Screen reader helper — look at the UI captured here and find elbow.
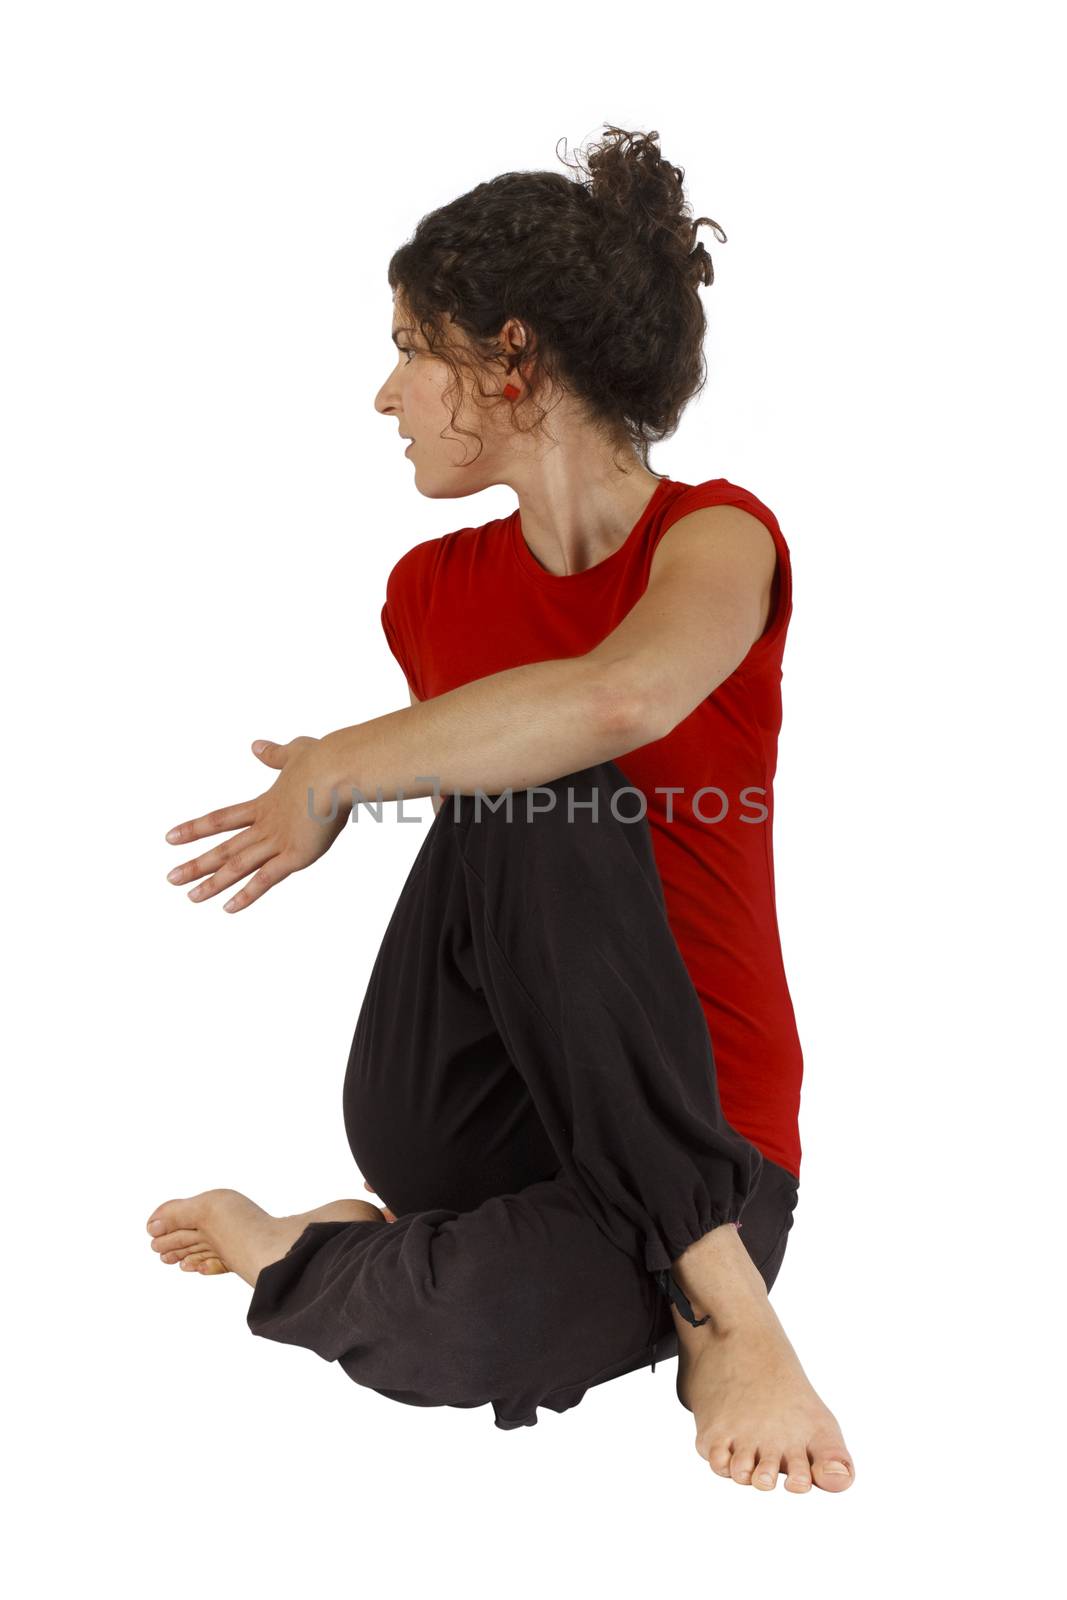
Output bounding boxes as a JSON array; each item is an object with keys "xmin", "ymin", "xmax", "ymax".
[{"xmin": 587, "ymin": 665, "xmax": 671, "ymax": 750}]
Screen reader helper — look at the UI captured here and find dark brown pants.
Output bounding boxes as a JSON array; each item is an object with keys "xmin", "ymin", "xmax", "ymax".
[{"xmin": 246, "ymin": 761, "xmax": 800, "ymax": 1428}]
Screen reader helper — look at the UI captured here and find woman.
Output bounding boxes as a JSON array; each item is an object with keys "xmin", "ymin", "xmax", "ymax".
[{"xmin": 147, "ymin": 126, "xmax": 855, "ymax": 1493}]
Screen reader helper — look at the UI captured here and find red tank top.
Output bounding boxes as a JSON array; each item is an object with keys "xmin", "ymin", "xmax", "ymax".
[{"xmin": 381, "ymin": 475, "xmax": 804, "ymax": 1180}]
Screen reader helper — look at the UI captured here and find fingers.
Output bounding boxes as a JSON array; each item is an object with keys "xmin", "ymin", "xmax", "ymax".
[
  {"xmin": 166, "ymin": 833, "xmax": 258, "ymax": 888},
  {"xmin": 165, "ymin": 800, "xmax": 260, "ymax": 847},
  {"xmin": 216, "ymin": 860, "xmax": 291, "ymax": 914},
  {"xmin": 169, "ymin": 837, "xmax": 276, "ymax": 902},
  {"xmin": 252, "ymin": 735, "xmax": 317, "ymax": 766}
]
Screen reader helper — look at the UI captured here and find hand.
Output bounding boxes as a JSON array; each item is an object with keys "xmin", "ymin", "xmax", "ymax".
[{"xmin": 164, "ymin": 735, "xmax": 349, "ymax": 913}]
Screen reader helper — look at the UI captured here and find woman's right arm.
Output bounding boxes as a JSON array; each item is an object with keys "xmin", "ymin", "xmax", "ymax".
[{"xmin": 408, "ymin": 683, "xmax": 444, "ymax": 817}]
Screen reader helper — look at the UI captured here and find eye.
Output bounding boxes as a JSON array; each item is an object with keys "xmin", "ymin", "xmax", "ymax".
[{"xmin": 397, "ymin": 346, "xmax": 415, "ymax": 364}]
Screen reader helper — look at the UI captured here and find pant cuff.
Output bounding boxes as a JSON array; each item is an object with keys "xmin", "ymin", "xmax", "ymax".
[{"xmin": 653, "ymin": 1267, "xmax": 711, "ymax": 1327}]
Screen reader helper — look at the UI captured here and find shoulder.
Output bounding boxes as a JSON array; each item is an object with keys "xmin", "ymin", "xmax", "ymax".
[
  {"xmin": 651, "ymin": 477, "xmax": 793, "ymax": 657},
  {"xmin": 386, "ymin": 514, "xmax": 509, "ymax": 597},
  {"xmin": 653, "ymin": 478, "xmax": 784, "ymax": 580},
  {"xmin": 655, "ymin": 477, "xmax": 789, "ymax": 586},
  {"xmin": 657, "ymin": 476, "xmax": 786, "ymax": 550},
  {"xmin": 384, "ymin": 532, "xmax": 442, "ymax": 599}
]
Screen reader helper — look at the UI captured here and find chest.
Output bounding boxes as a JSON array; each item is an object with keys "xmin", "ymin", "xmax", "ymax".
[{"xmin": 419, "ymin": 574, "xmax": 648, "ymax": 700}]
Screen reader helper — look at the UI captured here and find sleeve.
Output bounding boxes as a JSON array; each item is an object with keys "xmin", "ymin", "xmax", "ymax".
[
  {"xmin": 455, "ymin": 763, "xmax": 764, "ymax": 1285},
  {"xmin": 380, "ymin": 544, "xmax": 428, "ymax": 699},
  {"xmin": 657, "ymin": 477, "xmax": 793, "ymax": 664}
]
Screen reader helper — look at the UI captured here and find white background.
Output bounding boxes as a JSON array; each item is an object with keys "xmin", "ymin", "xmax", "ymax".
[{"xmin": 3, "ymin": 1, "xmax": 1062, "ymax": 1594}]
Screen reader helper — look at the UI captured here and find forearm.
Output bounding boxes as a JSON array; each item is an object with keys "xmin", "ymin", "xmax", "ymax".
[{"xmin": 318, "ymin": 656, "xmax": 651, "ymax": 805}]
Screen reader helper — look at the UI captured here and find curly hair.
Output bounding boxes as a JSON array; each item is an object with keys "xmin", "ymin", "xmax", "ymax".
[{"xmin": 386, "ymin": 125, "xmax": 726, "ymax": 472}]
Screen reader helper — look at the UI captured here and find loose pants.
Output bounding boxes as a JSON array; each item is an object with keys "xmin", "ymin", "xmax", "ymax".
[{"xmin": 246, "ymin": 760, "xmax": 801, "ymax": 1428}]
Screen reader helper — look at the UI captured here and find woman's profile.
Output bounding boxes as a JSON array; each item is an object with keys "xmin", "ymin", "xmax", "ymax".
[{"xmin": 147, "ymin": 124, "xmax": 855, "ymax": 1494}]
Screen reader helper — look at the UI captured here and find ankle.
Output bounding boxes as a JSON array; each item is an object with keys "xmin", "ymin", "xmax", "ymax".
[{"xmin": 669, "ymin": 1222, "xmax": 775, "ymax": 1332}]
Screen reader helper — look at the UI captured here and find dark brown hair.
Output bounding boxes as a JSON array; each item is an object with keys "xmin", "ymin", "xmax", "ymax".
[{"xmin": 386, "ymin": 125, "xmax": 726, "ymax": 472}]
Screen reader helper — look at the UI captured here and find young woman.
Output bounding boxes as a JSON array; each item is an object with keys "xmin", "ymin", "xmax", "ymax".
[{"xmin": 147, "ymin": 126, "xmax": 855, "ymax": 1493}]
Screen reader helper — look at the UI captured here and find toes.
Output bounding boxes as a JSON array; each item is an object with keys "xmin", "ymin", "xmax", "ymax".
[
  {"xmin": 752, "ymin": 1452, "xmax": 781, "ymax": 1491},
  {"xmin": 180, "ymin": 1250, "xmax": 225, "ymax": 1272},
  {"xmin": 699, "ymin": 1438, "xmax": 734, "ymax": 1478},
  {"xmin": 160, "ymin": 1244, "xmax": 211, "ymax": 1264},
  {"xmin": 146, "ymin": 1201, "xmax": 195, "ymax": 1236},
  {"xmin": 146, "ymin": 1206, "xmax": 179, "ymax": 1236},
  {"xmin": 784, "ymin": 1448, "xmax": 812, "ymax": 1492},
  {"xmin": 146, "ymin": 1194, "xmax": 230, "ymax": 1275},
  {"xmin": 146, "ymin": 1193, "xmax": 228, "ymax": 1238},
  {"xmin": 154, "ymin": 1234, "xmax": 221, "ymax": 1267},
  {"xmin": 729, "ymin": 1448, "xmax": 757, "ymax": 1486},
  {"xmin": 151, "ymin": 1229, "xmax": 205, "ymax": 1254},
  {"xmin": 812, "ymin": 1454, "xmax": 855, "ymax": 1491}
]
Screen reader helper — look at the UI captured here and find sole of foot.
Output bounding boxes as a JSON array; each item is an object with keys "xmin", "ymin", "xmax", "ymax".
[{"xmin": 146, "ymin": 1188, "xmax": 379, "ymax": 1286}]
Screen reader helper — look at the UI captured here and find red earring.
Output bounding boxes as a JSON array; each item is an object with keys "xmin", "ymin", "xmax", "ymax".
[{"xmin": 502, "ymin": 383, "xmax": 521, "ymax": 400}]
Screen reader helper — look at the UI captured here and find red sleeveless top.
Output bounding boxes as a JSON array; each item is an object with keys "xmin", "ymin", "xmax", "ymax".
[{"xmin": 381, "ymin": 475, "xmax": 804, "ymax": 1180}]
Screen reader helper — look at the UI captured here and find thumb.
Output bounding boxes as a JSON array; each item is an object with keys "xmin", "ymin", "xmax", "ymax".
[{"xmin": 251, "ymin": 739, "xmax": 287, "ymax": 768}]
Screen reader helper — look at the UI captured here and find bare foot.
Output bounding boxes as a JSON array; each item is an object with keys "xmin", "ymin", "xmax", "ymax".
[
  {"xmin": 675, "ymin": 1299, "xmax": 856, "ymax": 1494},
  {"xmin": 145, "ymin": 1189, "xmax": 384, "ymax": 1287}
]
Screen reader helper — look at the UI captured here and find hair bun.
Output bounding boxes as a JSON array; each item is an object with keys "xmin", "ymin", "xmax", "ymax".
[{"xmin": 560, "ymin": 124, "xmax": 726, "ymax": 286}]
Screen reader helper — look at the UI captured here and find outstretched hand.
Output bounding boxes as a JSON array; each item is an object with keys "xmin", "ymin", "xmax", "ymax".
[{"xmin": 164, "ymin": 736, "xmax": 348, "ymax": 913}]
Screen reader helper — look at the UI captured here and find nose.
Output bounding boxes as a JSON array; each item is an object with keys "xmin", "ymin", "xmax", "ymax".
[{"xmin": 373, "ymin": 370, "xmax": 400, "ymax": 418}]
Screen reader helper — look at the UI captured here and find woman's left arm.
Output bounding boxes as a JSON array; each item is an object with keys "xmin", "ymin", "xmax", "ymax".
[{"xmin": 164, "ymin": 506, "xmax": 776, "ymax": 913}]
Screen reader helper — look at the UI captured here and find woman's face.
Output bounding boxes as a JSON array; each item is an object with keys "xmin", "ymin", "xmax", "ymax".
[{"xmin": 373, "ymin": 301, "xmax": 511, "ymax": 496}]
